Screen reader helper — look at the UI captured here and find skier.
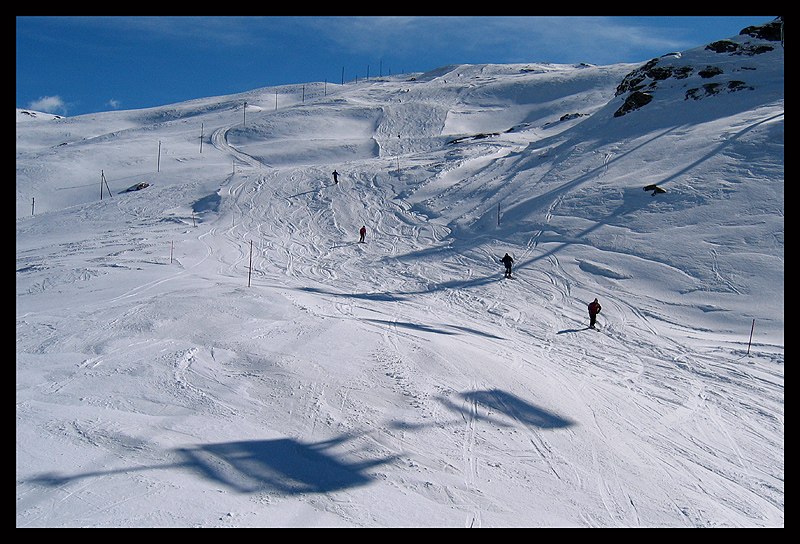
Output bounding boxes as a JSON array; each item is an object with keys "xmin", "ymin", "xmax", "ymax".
[
  {"xmin": 500, "ymin": 253, "xmax": 514, "ymax": 278},
  {"xmin": 332, "ymin": 170, "xmax": 339, "ymax": 184},
  {"xmin": 588, "ymin": 298, "xmax": 602, "ymax": 329},
  {"xmin": 359, "ymin": 225, "xmax": 367, "ymax": 243}
]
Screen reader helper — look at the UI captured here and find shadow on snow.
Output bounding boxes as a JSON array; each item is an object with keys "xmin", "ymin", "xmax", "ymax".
[{"xmin": 25, "ymin": 435, "xmax": 397, "ymax": 496}]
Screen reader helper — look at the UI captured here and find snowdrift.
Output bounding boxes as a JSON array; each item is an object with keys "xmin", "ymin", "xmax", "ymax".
[{"xmin": 17, "ymin": 22, "xmax": 783, "ymax": 527}]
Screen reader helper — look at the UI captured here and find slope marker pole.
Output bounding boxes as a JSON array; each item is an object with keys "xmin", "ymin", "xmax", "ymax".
[
  {"xmin": 100, "ymin": 170, "xmax": 113, "ymax": 200},
  {"xmin": 248, "ymin": 240, "xmax": 253, "ymax": 287},
  {"xmin": 746, "ymin": 319, "xmax": 756, "ymax": 356}
]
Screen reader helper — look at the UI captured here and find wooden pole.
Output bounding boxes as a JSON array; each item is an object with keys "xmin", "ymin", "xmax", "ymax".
[
  {"xmin": 498, "ymin": 203, "xmax": 501, "ymax": 226},
  {"xmin": 103, "ymin": 171, "xmax": 113, "ymax": 198},
  {"xmin": 248, "ymin": 240, "xmax": 253, "ymax": 287},
  {"xmin": 170, "ymin": 241, "xmax": 174, "ymax": 264},
  {"xmin": 100, "ymin": 170, "xmax": 112, "ymax": 200},
  {"xmin": 31, "ymin": 197, "xmax": 35, "ymax": 216},
  {"xmin": 243, "ymin": 101, "xmax": 247, "ymax": 125},
  {"xmin": 747, "ymin": 319, "xmax": 756, "ymax": 355},
  {"xmin": 157, "ymin": 141, "xmax": 161, "ymax": 172},
  {"xmin": 200, "ymin": 123, "xmax": 204, "ymax": 153}
]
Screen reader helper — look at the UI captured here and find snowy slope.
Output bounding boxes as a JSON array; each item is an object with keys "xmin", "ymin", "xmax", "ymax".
[{"xmin": 17, "ymin": 24, "xmax": 783, "ymax": 527}]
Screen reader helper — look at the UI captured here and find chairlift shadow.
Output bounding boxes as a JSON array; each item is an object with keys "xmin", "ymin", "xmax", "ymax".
[
  {"xmin": 435, "ymin": 388, "xmax": 575, "ymax": 430},
  {"xmin": 459, "ymin": 389, "xmax": 575, "ymax": 429},
  {"xmin": 178, "ymin": 437, "xmax": 397, "ymax": 494},
  {"xmin": 25, "ymin": 435, "xmax": 397, "ymax": 496}
]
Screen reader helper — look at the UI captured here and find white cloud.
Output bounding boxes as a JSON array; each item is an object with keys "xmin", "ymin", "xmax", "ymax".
[
  {"xmin": 28, "ymin": 95, "xmax": 68, "ymax": 115},
  {"xmin": 108, "ymin": 99, "xmax": 122, "ymax": 110},
  {"xmin": 296, "ymin": 16, "xmax": 697, "ymax": 65}
]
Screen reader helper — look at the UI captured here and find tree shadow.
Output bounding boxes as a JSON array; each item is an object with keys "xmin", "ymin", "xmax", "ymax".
[{"xmin": 25, "ymin": 435, "xmax": 397, "ymax": 496}]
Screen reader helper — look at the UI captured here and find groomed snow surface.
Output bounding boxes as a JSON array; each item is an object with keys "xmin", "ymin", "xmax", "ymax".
[{"xmin": 17, "ymin": 36, "xmax": 782, "ymax": 527}]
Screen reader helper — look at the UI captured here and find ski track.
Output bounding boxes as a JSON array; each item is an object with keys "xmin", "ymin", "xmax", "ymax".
[
  {"xmin": 198, "ymin": 125, "xmax": 781, "ymax": 527},
  {"xmin": 17, "ymin": 55, "xmax": 783, "ymax": 527}
]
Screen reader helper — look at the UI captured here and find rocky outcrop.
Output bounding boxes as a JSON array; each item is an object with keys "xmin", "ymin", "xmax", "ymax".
[
  {"xmin": 685, "ymin": 80, "xmax": 754, "ymax": 101},
  {"xmin": 614, "ymin": 91, "xmax": 653, "ymax": 117},
  {"xmin": 740, "ymin": 17, "xmax": 783, "ymax": 42},
  {"xmin": 705, "ymin": 39, "xmax": 775, "ymax": 56},
  {"xmin": 612, "ymin": 18, "xmax": 781, "ymax": 117}
]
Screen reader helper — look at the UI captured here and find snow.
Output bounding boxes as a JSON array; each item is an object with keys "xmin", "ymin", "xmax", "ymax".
[{"xmin": 17, "ymin": 31, "xmax": 783, "ymax": 527}]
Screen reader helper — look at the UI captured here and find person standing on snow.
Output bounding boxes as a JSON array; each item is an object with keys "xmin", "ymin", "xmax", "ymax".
[
  {"xmin": 332, "ymin": 170, "xmax": 339, "ymax": 184},
  {"xmin": 359, "ymin": 225, "xmax": 367, "ymax": 243},
  {"xmin": 588, "ymin": 298, "xmax": 602, "ymax": 329},
  {"xmin": 500, "ymin": 253, "xmax": 514, "ymax": 278}
]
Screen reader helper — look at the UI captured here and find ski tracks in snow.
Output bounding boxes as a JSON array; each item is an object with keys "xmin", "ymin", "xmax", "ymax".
[
  {"xmin": 175, "ymin": 111, "xmax": 782, "ymax": 527},
  {"xmin": 460, "ymin": 384, "xmax": 482, "ymax": 528}
]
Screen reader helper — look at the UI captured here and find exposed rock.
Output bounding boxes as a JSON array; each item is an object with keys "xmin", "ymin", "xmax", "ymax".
[
  {"xmin": 705, "ymin": 39, "xmax": 740, "ymax": 53},
  {"xmin": 706, "ymin": 39, "xmax": 774, "ymax": 56},
  {"xmin": 614, "ymin": 91, "xmax": 653, "ymax": 117},
  {"xmin": 685, "ymin": 80, "xmax": 754, "ymax": 100},
  {"xmin": 643, "ymin": 184, "xmax": 666, "ymax": 195},
  {"xmin": 615, "ymin": 58, "xmax": 660, "ymax": 96},
  {"xmin": 698, "ymin": 66, "xmax": 723, "ymax": 78},
  {"xmin": 612, "ymin": 18, "xmax": 779, "ymax": 117},
  {"xmin": 740, "ymin": 17, "xmax": 783, "ymax": 42}
]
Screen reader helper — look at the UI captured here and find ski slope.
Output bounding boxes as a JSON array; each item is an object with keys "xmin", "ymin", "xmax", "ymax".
[{"xmin": 17, "ymin": 26, "xmax": 783, "ymax": 527}]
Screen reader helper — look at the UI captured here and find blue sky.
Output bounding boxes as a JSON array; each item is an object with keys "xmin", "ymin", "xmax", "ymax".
[{"xmin": 17, "ymin": 16, "xmax": 776, "ymax": 117}]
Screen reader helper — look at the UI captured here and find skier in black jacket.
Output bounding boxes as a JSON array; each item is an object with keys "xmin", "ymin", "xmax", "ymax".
[{"xmin": 500, "ymin": 253, "xmax": 514, "ymax": 278}]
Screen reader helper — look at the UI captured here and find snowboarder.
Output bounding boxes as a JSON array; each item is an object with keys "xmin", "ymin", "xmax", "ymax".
[
  {"xmin": 359, "ymin": 225, "xmax": 367, "ymax": 243},
  {"xmin": 588, "ymin": 298, "xmax": 602, "ymax": 329},
  {"xmin": 332, "ymin": 170, "xmax": 339, "ymax": 184},
  {"xmin": 500, "ymin": 253, "xmax": 514, "ymax": 278}
]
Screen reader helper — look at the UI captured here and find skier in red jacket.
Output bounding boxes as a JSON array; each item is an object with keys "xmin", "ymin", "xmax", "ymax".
[
  {"xmin": 359, "ymin": 225, "xmax": 367, "ymax": 243},
  {"xmin": 588, "ymin": 298, "xmax": 601, "ymax": 329}
]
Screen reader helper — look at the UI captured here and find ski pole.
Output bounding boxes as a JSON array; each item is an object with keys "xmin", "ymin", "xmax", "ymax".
[{"xmin": 746, "ymin": 318, "xmax": 755, "ymax": 355}]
